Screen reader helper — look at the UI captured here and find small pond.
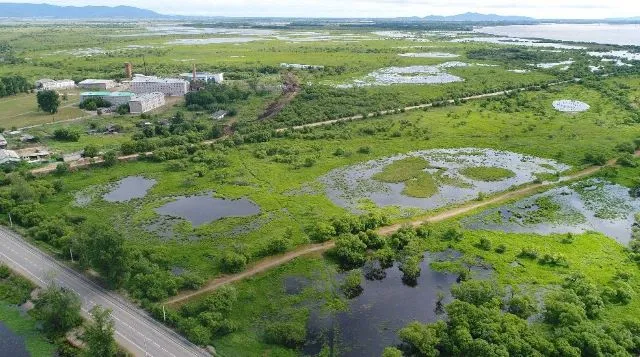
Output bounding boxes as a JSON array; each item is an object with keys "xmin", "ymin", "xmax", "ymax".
[
  {"xmin": 155, "ymin": 194, "xmax": 260, "ymax": 227},
  {"xmin": 103, "ymin": 176, "xmax": 156, "ymax": 203},
  {"xmin": 336, "ymin": 63, "xmax": 466, "ymax": 88},
  {"xmin": 0, "ymin": 322, "xmax": 30, "ymax": 357},
  {"xmin": 321, "ymin": 148, "xmax": 569, "ymax": 213},
  {"xmin": 303, "ymin": 250, "xmax": 491, "ymax": 356},
  {"xmin": 464, "ymin": 179, "xmax": 640, "ymax": 245}
]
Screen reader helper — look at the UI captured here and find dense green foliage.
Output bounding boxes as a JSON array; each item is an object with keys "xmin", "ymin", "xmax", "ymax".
[
  {"xmin": 0, "ymin": 75, "xmax": 30, "ymax": 98},
  {"xmin": 36, "ymin": 90, "xmax": 60, "ymax": 114},
  {"xmin": 33, "ymin": 284, "xmax": 83, "ymax": 338}
]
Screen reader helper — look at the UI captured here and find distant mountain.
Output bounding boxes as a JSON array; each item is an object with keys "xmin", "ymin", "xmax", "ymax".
[
  {"xmin": 420, "ymin": 12, "xmax": 535, "ymax": 22},
  {"xmin": 0, "ymin": 3, "xmax": 163, "ymax": 18}
]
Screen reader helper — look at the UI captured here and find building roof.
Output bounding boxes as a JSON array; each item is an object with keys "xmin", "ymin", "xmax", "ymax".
[
  {"xmin": 81, "ymin": 91, "xmax": 135, "ymax": 97},
  {"xmin": 0, "ymin": 134, "xmax": 6, "ymax": 143},
  {"xmin": 79, "ymin": 79, "xmax": 115, "ymax": 84},
  {"xmin": 132, "ymin": 75, "xmax": 187, "ymax": 84}
]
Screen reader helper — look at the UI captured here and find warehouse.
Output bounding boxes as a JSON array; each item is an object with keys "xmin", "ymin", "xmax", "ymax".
[
  {"xmin": 129, "ymin": 92, "xmax": 166, "ymax": 114},
  {"xmin": 78, "ymin": 79, "xmax": 117, "ymax": 90},
  {"xmin": 130, "ymin": 75, "xmax": 189, "ymax": 96},
  {"xmin": 35, "ymin": 79, "xmax": 76, "ymax": 91},
  {"xmin": 80, "ymin": 91, "xmax": 136, "ymax": 107},
  {"xmin": 180, "ymin": 72, "xmax": 224, "ymax": 83}
]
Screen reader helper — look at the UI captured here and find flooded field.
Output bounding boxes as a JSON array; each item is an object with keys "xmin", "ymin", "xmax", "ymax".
[
  {"xmin": 452, "ymin": 36, "xmax": 585, "ymax": 50},
  {"xmin": 155, "ymin": 193, "xmax": 260, "ymax": 227},
  {"xmin": 398, "ymin": 52, "xmax": 459, "ymax": 58},
  {"xmin": 464, "ymin": 179, "xmax": 640, "ymax": 245},
  {"xmin": 103, "ymin": 176, "xmax": 157, "ymax": 203},
  {"xmin": 532, "ymin": 60, "xmax": 574, "ymax": 69},
  {"xmin": 303, "ymin": 250, "xmax": 491, "ymax": 356},
  {"xmin": 0, "ymin": 323, "xmax": 29, "ymax": 357},
  {"xmin": 337, "ymin": 63, "xmax": 466, "ymax": 88},
  {"xmin": 322, "ymin": 148, "xmax": 569, "ymax": 212},
  {"xmin": 553, "ymin": 100, "xmax": 590, "ymax": 112},
  {"xmin": 166, "ymin": 37, "xmax": 261, "ymax": 45}
]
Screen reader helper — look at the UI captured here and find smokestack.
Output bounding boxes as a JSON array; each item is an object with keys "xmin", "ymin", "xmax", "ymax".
[
  {"xmin": 124, "ymin": 62, "xmax": 132, "ymax": 79},
  {"xmin": 192, "ymin": 63, "xmax": 196, "ymax": 82}
]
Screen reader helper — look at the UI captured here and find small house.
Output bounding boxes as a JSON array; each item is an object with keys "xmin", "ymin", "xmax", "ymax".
[
  {"xmin": 0, "ymin": 134, "xmax": 7, "ymax": 149},
  {"xmin": 212, "ymin": 110, "xmax": 228, "ymax": 120},
  {"xmin": 16, "ymin": 147, "xmax": 51, "ymax": 163},
  {"xmin": 0, "ymin": 149, "xmax": 20, "ymax": 166}
]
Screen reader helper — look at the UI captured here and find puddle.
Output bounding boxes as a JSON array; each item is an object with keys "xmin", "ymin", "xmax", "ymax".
[
  {"xmin": 452, "ymin": 37, "xmax": 585, "ymax": 50},
  {"xmin": 322, "ymin": 148, "xmax": 569, "ymax": 212},
  {"xmin": 464, "ymin": 179, "xmax": 640, "ymax": 245},
  {"xmin": 398, "ymin": 52, "xmax": 459, "ymax": 58},
  {"xmin": 167, "ymin": 37, "xmax": 262, "ymax": 45},
  {"xmin": 337, "ymin": 63, "xmax": 465, "ymax": 88},
  {"xmin": 283, "ymin": 276, "xmax": 310, "ymax": 295},
  {"xmin": 552, "ymin": 100, "xmax": 590, "ymax": 112},
  {"xmin": 103, "ymin": 176, "xmax": 156, "ymax": 203},
  {"xmin": 0, "ymin": 322, "xmax": 29, "ymax": 357},
  {"xmin": 155, "ymin": 193, "xmax": 260, "ymax": 227},
  {"xmin": 532, "ymin": 60, "xmax": 574, "ymax": 69},
  {"xmin": 588, "ymin": 50, "xmax": 640, "ymax": 61},
  {"xmin": 303, "ymin": 250, "xmax": 491, "ymax": 356}
]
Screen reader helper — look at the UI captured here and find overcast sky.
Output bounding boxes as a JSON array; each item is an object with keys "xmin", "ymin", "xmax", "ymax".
[{"xmin": 5, "ymin": 0, "xmax": 640, "ymax": 19}]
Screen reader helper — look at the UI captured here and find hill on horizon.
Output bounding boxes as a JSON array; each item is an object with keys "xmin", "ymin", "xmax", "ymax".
[{"xmin": 0, "ymin": 3, "xmax": 162, "ymax": 18}]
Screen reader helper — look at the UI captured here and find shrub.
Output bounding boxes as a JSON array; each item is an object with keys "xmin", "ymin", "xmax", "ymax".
[
  {"xmin": 539, "ymin": 253, "xmax": 569, "ymax": 267},
  {"xmin": 53, "ymin": 128, "xmax": 80, "ymax": 142},
  {"xmin": 357, "ymin": 146, "xmax": 371, "ymax": 154},
  {"xmin": 583, "ymin": 152, "xmax": 607, "ymax": 166},
  {"xmin": 615, "ymin": 142, "xmax": 636, "ymax": 154},
  {"xmin": 341, "ymin": 269, "xmax": 363, "ymax": 298},
  {"xmin": 83, "ymin": 144, "xmax": 99, "ymax": 158},
  {"xmin": 617, "ymin": 153, "xmax": 637, "ymax": 167},
  {"xmin": 507, "ymin": 294, "xmax": 538, "ymax": 319},
  {"xmin": 561, "ymin": 233, "xmax": 575, "ymax": 244},
  {"xmin": 518, "ymin": 247, "xmax": 539, "ymax": 259},
  {"xmin": 476, "ymin": 237, "xmax": 492, "ymax": 251},
  {"xmin": 220, "ymin": 252, "xmax": 247, "ymax": 273},
  {"xmin": 102, "ymin": 151, "xmax": 117, "ymax": 167},
  {"xmin": 494, "ymin": 244, "xmax": 507, "ymax": 253},
  {"xmin": 334, "ymin": 233, "xmax": 367, "ymax": 268},
  {"xmin": 400, "ymin": 256, "xmax": 422, "ymax": 286},
  {"xmin": 264, "ymin": 321, "xmax": 306, "ymax": 348}
]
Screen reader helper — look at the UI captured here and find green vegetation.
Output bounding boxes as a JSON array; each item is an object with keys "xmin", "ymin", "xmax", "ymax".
[
  {"xmin": 373, "ymin": 157, "xmax": 430, "ymax": 183},
  {"xmin": 460, "ymin": 166, "xmax": 516, "ymax": 181},
  {"xmin": 36, "ymin": 90, "xmax": 60, "ymax": 114}
]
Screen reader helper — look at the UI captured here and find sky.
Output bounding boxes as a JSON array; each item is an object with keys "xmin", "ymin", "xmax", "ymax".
[{"xmin": 4, "ymin": 0, "xmax": 640, "ymax": 19}]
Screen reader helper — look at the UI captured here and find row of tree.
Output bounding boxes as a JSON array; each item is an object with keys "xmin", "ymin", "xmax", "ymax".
[{"xmin": 0, "ymin": 75, "xmax": 31, "ymax": 98}]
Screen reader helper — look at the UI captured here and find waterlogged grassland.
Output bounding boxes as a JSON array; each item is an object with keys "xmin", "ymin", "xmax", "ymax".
[
  {"xmin": 460, "ymin": 166, "xmax": 516, "ymax": 181},
  {"xmin": 373, "ymin": 156, "xmax": 430, "ymax": 183}
]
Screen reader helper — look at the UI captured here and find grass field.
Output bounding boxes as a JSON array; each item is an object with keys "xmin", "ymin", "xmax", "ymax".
[{"xmin": 0, "ymin": 90, "xmax": 89, "ymax": 129}]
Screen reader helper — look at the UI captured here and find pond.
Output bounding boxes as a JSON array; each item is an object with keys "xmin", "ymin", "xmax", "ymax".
[
  {"xmin": 155, "ymin": 193, "xmax": 260, "ymax": 227},
  {"xmin": 103, "ymin": 176, "xmax": 156, "ymax": 203},
  {"xmin": 303, "ymin": 250, "xmax": 492, "ymax": 356},
  {"xmin": 336, "ymin": 63, "xmax": 466, "ymax": 88},
  {"xmin": 322, "ymin": 148, "xmax": 569, "ymax": 213},
  {"xmin": 0, "ymin": 322, "xmax": 29, "ymax": 357},
  {"xmin": 552, "ymin": 100, "xmax": 590, "ymax": 113},
  {"xmin": 464, "ymin": 179, "xmax": 640, "ymax": 245}
]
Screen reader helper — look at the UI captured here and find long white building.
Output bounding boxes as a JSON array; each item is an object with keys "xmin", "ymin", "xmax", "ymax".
[
  {"xmin": 78, "ymin": 79, "xmax": 116, "ymax": 90},
  {"xmin": 180, "ymin": 72, "xmax": 224, "ymax": 84},
  {"xmin": 129, "ymin": 92, "xmax": 165, "ymax": 114},
  {"xmin": 80, "ymin": 91, "xmax": 136, "ymax": 107},
  {"xmin": 130, "ymin": 75, "xmax": 189, "ymax": 96},
  {"xmin": 35, "ymin": 79, "xmax": 76, "ymax": 91}
]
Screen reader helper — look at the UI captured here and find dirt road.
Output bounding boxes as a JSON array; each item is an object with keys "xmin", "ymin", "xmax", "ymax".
[{"xmin": 164, "ymin": 157, "xmax": 613, "ymax": 306}]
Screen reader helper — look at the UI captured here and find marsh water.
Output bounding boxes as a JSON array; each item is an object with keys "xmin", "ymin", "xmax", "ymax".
[
  {"xmin": 0, "ymin": 322, "xmax": 29, "ymax": 357},
  {"xmin": 478, "ymin": 24, "xmax": 640, "ymax": 46},
  {"xmin": 155, "ymin": 194, "xmax": 260, "ymax": 227},
  {"xmin": 303, "ymin": 250, "xmax": 491, "ymax": 357},
  {"xmin": 322, "ymin": 148, "xmax": 569, "ymax": 212},
  {"xmin": 103, "ymin": 176, "xmax": 156, "ymax": 203},
  {"xmin": 465, "ymin": 179, "xmax": 640, "ymax": 245}
]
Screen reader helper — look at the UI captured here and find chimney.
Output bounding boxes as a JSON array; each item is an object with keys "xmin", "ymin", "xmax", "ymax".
[
  {"xmin": 124, "ymin": 62, "xmax": 132, "ymax": 79},
  {"xmin": 192, "ymin": 63, "xmax": 196, "ymax": 82}
]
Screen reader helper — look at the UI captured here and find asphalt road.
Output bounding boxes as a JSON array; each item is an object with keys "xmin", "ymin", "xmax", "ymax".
[{"xmin": 0, "ymin": 226, "xmax": 209, "ymax": 357}]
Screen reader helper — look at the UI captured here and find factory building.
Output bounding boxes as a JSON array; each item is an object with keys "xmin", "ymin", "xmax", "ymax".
[
  {"xmin": 180, "ymin": 72, "xmax": 224, "ymax": 84},
  {"xmin": 130, "ymin": 75, "xmax": 189, "ymax": 96},
  {"xmin": 35, "ymin": 79, "xmax": 76, "ymax": 91},
  {"xmin": 80, "ymin": 91, "xmax": 136, "ymax": 107},
  {"xmin": 78, "ymin": 79, "xmax": 117, "ymax": 90},
  {"xmin": 129, "ymin": 92, "xmax": 166, "ymax": 114}
]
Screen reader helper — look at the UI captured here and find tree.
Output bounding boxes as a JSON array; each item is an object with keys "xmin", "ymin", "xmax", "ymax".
[
  {"xmin": 341, "ymin": 269, "xmax": 363, "ymax": 298},
  {"xmin": 37, "ymin": 90, "xmax": 60, "ymax": 114},
  {"xmin": 102, "ymin": 151, "xmax": 117, "ymax": 167},
  {"xmin": 76, "ymin": 222, "xmax": 128, "ymax": 288},
  {"xmin": 451, "ymin": 280, "xmax": 503, "ymax": 308},
  {"xmin": 33, "ymin": 284, "xmax": 82, "ymax": 337},
  {"xmin": 84, "ymin": 306, "xmax": 117, "ymax": 357},
  {"xmin": 220, "ymin": 252, "xmax": 247, "ymax": 273}
]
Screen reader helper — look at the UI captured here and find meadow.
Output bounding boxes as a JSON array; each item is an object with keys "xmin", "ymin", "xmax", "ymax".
[{"xmin": 1, "ymin": 21, "xmax": 640, "ymax": 356}]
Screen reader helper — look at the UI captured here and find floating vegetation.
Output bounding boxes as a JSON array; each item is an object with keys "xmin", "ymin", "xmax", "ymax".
[
  {"xmin": 336, "ymin": 63, "xmax": 466, "ymax": 88},
  {"xmin": 465, "ymin": 179, "xmax": 640, "ymax": 245},
  {"xmin": 322, "ymin": 148, "xmax": 569, "ymax": 212},
  {"xmin": 459, "ymin": 166, "xmax": 516, "ymax": 182}
]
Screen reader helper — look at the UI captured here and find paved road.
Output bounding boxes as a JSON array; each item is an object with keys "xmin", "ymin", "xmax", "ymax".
[{"xmin": 0, "ymin": 226, "xmax": 209, "ymax": 357}]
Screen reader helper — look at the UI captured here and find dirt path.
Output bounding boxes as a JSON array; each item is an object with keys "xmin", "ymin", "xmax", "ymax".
[
  {"xmin": 164, "ymin": 241, "xmax": 334, "ymax": 306},
  {"xmin": 164, "ymin": 157, "xmax": 615, "ymax": 306},
  {"xmin": 258, "ymin": 72, "xmax": 301, "ymax": 121}
]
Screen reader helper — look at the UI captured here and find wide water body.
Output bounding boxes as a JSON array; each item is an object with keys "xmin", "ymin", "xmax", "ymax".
[
  {"xmin": 0, "ymin": 323, "xmax": 29, "ymax": 357},
  {"xmin": 155, "ymin": 194, "xmax": 260, "ymax": 227},
  {"xmin": 478, "ymin": 24, "xmax": 640, "ymax": 46}
]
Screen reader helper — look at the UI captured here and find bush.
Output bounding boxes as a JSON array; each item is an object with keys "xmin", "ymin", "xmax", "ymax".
[
  {"xmin": 583, "ymin": 152, "xmax": 607, "ymax": 166},
  {"xmin": 357, "ymin": 146, "xmax": 371, "ymax": 154},
  {"xmin": 507, "ymin": 294, "xmax": 538, "ymax": 319},
  {"xmin": 617, "ymin": 153, "xmax": 637, "ymax": 167},
  {"xmin": 615, "ymin": 142, "xmax": 636, "ymax": 154},
  {"xmin": 220, "ymin": 252, "xmax": 247, "ymax": 273},
  {"xmin": 561, "ymin": 233, "xmax": 575, "ymax": 244},
  {"xmin": 83, "ymin": 144, "xmax": 99, "ymax": 158},
  {"xmin": 264, "ymin": 237, "xmax": 288, "ymax": 255},
  {"xmin": 518, "ymin": 247, "xmax": 539, "ymax": 259},
  {"xmin": 334, "ymin": 233, "xmax": 367, "ymax": 268},
  {"xmin": 264, "ymin": 321, "xmax": 306, "ymax": 348},
  {"xmin": 494, "ymin": 244, "xmax": 507, "ymax": 254},
  {"xmin": 476, "ymin": 237, "xmax": 492, "ymax": 251},
  {"xmin": 102, "ymin": 151, "xmax": 117, "ymax": 167},
  {"xmin": 400, "ymin": 256, "xmax": 422, "ymax": 286},
  {"xmin": 341, "ymin": 269, "xmax": 363, "ymax": 298},
  {"xmin": 539, "ymin": 253, "xmax": 569, "ymax": 267},
  {"xmin": 53, "ymin": 128, "xmax": 80, "ymax": 142}
]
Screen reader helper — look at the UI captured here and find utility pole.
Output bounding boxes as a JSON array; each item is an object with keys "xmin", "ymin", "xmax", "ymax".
[
  {"xmin": 69, "ymin": 248, "xmax": 74, "ymax": 262},
  {"xmin": 8, "ymin": 213, "xmax": 12, "ymax": 227},
  {"xmin": 163, "ymin": 305, "xmax": 166, "ymax": 321}
]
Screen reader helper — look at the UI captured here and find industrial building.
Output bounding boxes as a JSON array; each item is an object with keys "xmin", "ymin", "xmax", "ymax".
[
  {"xmin": 80, "ymin": 91, "xmax": 136, "ymax": 107},
  {"xmin": 78, "ymin": 79, "xmax": 117, "ymax": 90},
  {"xmin": 130, "ymin": 75, "xmax": 189, "ymax": 96},
  {"xmin": 129, "ymin": 92, "xmax": 166, "ymax": 114},
  {"xmin": 180, "ymin": 72, "xmax": 224, "ymax": 84},
  {"xmin": 35, "ymin": 79, "xmax": 76, "ymax": 91},
  {"xmin": 280, "ymin": 63, "xmax": 325, "ymax": 70}
]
